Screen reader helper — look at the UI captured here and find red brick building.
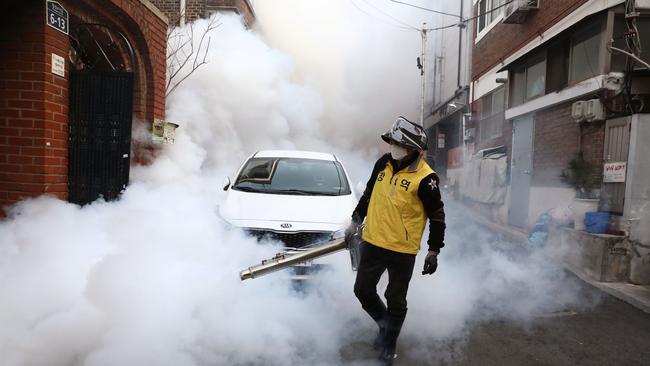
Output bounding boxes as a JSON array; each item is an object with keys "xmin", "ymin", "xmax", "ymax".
[
  {"xmin": 150, "ymin": 0, "xmax": 255, "ymax": 27},
  {"xmin": 0, "ymin": 0, "xmax": 168, "ymax": 214},
  {"xmin": 464, "ymin": 0, "xmax": 650, "ymax": 228}
]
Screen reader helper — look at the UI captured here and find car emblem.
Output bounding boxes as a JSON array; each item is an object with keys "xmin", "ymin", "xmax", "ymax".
[{"xmin": 280, "ymin": 223, "xmax": 292, "ymax": 229}]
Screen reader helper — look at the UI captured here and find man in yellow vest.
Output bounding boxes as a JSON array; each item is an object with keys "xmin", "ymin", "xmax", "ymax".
[{"xmin": 346, "ymin": 116, "xmax": 446, "ymax": 365}]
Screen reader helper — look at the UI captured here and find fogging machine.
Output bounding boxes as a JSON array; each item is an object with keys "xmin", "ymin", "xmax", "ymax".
[{"xmin": 239, "ymin": 226, "xmax": 363, "ymax": 281}]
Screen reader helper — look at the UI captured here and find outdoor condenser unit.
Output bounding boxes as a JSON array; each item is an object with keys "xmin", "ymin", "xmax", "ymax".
[{"xmin": 503, "ymin": 0, "xmax": 540, "ymax": 24}]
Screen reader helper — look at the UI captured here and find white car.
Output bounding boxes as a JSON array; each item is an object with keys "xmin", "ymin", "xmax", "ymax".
[{"xmin": 219, "ymin": 150, "xmax": 358, "ymax": 278}]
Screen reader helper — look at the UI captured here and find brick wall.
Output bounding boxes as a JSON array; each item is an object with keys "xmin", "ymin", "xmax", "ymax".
[
  {"xmin": 208, "ymin": 0, "xmax": 255, "ymax": 26},
  {"xmin": 0, "ymin": 0, "xmax": 167, "ymax": 214},
  {"xmin": 151, "ymin": 0, "xmax": 255, "ymax": 26},
  {"xmin": 187, "ymin": 0, "xmax": 206, "ymax": 24},
  {"xmin": 0, "ymin": 1, "xmax": 65, "ymax": 206},
  {"xmin": 472, "ymin": 0, "xmax": 589, "ymax": 80},
  {"xmin": 532, "ymin": 102, "xmax": 604, "ymax": 187},
  {"xmin": 153, "ymin": 0, "xmax": 182, "ymax": 25},
  {"xmin": 581, "ymin": 119, "xmax": 605, "ymax": 184}
]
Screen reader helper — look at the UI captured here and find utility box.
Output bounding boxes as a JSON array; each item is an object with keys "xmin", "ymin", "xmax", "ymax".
[
  {"xmin": 571, "ymin": 100, "xmax": 586, "ymax": 122},
  {"xmin": 584, "ymin": 99, "xmax": 605, "ymax": 122}
]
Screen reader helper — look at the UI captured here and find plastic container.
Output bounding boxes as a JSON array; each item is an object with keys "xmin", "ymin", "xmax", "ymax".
[
  {"xmin": 570, "ymin": 198, "xmax": 599, "ymax": 230},
  {"xmin": 584, "ymin": 212, "xmax": 610, "ymax": 234}
]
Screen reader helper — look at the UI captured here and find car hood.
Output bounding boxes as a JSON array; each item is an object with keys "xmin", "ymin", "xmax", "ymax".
[{"xmin": 219, "ymin": 189, "xmax": 357, "ymax": 232}]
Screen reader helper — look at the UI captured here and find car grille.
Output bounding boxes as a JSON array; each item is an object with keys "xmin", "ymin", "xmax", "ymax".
[{"xmin": 245, "ymin": 230, "xmax": 332, "ymax": 248}]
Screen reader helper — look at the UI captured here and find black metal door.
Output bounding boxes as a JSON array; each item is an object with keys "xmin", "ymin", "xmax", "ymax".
[{"xmin": 68, "ymin": 71, "xmax": 134, "ymax": 205}]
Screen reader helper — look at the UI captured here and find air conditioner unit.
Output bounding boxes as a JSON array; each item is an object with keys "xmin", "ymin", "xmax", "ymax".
[
  {"xmin": 584, "ymin": 99, "xmax": 604, "ymax": 122},
  {"xmin": 464, "ymin": 127, "xmax": 476, "ymax": 141},
  {"xmin": 571, "ymin": 101, "xmax": 586, "ymax": 122},
  {"xmin": 503, "ymin": 0, "xmax": 540, "ymax": 24}
]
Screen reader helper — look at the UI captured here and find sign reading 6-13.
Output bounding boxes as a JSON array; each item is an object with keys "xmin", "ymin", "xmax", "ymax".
[{"xmin": 46, "ymin": 0, "xmax": 69, "ymax": 35}]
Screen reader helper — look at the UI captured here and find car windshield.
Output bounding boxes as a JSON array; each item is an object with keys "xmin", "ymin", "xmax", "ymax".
[{"xmin": 233, "ymin": 157, "xmax": 351, "ymax": 196}]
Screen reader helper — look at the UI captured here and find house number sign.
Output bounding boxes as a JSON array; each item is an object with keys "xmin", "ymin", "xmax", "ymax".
[{"xmin": 46, "ymin": 1, "xmax": 69, "ymax": 35}]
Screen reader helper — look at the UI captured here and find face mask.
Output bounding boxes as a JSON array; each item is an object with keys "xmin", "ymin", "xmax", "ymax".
[{"xmin": 390, "ymin": 144, "xmax": 409, "ymax": 160}]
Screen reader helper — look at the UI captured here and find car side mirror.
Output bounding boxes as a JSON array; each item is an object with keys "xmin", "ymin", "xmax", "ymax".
[{"xmin": 223, "ymin": 177, "xmax": 231, "ymax": 191}]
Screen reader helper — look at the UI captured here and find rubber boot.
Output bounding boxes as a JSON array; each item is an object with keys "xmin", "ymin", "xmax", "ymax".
[
  {"xmin": 363, "ymin": 301, "xmax": 387, "ymax": 349},
  {"xmin": 378, "ymin": 314, "xmax": 405, "ymax": 366}
]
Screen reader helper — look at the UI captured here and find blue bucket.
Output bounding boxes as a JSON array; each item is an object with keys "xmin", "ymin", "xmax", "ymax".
[{"xmin": 584, "ymin": 212, "xmax": 610, "ymax": 234}]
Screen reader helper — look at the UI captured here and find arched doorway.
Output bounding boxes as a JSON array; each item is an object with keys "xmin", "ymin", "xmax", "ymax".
[{"xmin": 67, "ymin": 18, "xmax": 135, "ymax": 204}]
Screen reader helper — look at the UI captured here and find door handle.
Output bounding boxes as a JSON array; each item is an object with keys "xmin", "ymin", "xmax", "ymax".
[{"xmin": 523, "ymin": 170, "xmax": 531, "ymax": 175}]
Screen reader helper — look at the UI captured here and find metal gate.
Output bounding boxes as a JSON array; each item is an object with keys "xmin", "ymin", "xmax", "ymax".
[
  {"xmin": 601, "ymin": 117, "xmax": 631, "ymax": 214},
  {"xmin": 508, "ymin": 115, "xmax": 534, "ymax": 228},
  {"xmin": 68, "ymin": 70, "xmax": 134, "ymax": 205}
]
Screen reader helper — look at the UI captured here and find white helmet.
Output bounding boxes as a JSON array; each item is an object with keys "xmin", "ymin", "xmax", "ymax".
[{"xmin": 381, "ymin": 116, "xmax": 428, "ymax": 151}]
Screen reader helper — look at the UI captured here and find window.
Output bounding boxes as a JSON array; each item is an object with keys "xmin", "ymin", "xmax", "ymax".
[
  {"xmin": 510, "ymin": 52, "xmax": 547, "ymax": 107},
  {"xmin": 569, "ymin": 23, "xmax": 601, "ymax": 83},
  {"xmin": 546, "ymin": 40, "xmax": 569, "ymax": 93},
  {"xmin": 492, "ymin": 87, "xmax": 505, "ymax": 114},
  {"xmin": 490, "ymin": 0, "xmax": 504, "ymax": 23},
  {"xmin": 234, "ymin": 158, "xmax": 351, "ymax": 196},
  {"xmin": 511, "ymin": 66, "xmax": 526, "ymax": 107},
  {"xmin": 508, "ymin": 16, "xmax": 604, "ymax": 107},
  {"xmin": 479, "ymin": 88, "xmax": 505, "ymax": 141},
  {"xmin": 526, "ymin": 56, "xmax": 546, "ymax": 99},
  {"xmin": 478, "ymin": 0, "xmax": 504, "ymax": 33},
  {"xmin": 478, "ymin": 0, "xmax": 480, "ymax": 32}
]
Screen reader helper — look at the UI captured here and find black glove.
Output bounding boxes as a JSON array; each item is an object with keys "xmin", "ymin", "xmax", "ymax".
[
  {"xmin": 422, "ymin": 252, "xmax": 438, "ymax": 275},
  {"xmin": 344, "ymin": 223, "xmax": 359, "ymax": 246}
]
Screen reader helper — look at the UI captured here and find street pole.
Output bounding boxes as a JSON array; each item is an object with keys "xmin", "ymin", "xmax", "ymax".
[{"xmin": 420, "ymin": 22, "xmax": 427, "ymax": 126}]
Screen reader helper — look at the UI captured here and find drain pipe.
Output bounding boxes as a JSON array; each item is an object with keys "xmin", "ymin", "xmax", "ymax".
[
  {"xmin": 457, "ymin": 0, "xmax": 464, "ymax": 90},
  {"xmin": 180, "ymin": 0, "xmax": 186, "ymax": 26}
]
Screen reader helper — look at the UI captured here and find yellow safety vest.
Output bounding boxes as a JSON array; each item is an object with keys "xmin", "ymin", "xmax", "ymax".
[{"xmin": 362, "ymin": 157, "xmax": 434, "ymax": 255}]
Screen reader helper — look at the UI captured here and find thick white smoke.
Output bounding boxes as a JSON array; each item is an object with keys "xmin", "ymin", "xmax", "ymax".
[{"xmin": 0, "ymin": 6, "xmax": 599, "ymax": 366}]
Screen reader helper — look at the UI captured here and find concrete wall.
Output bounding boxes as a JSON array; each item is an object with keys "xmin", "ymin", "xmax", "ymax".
[
  {"xmin": 550, "ymin": 228, "xmax": 632, "ymax": 283},
  {"xmin": 430, "ymin": 0, "xmax": 472, "ymax": 106},
  {"xmin": 625, "ymin": 114, "xmax": 650, "ymax": 284},
  {"xmin": 528, "ymin": 186, "xmax": 574, "ymax": 224}
]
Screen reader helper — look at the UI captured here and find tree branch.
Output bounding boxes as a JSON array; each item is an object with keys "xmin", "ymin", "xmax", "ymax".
[{"xmin": 166, "ymin": 16, "xmax": 222, "ymax": 97}]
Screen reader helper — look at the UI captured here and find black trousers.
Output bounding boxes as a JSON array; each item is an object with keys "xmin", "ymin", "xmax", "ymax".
[{"xmin": 353, "ymin": 241, "xmax": 416, "ymax": 318}]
